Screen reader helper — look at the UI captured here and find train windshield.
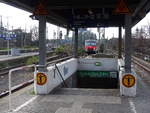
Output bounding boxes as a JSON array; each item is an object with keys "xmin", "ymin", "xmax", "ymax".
[{"xmin": 85, "ymin": 41, "xmax": 96, "ymax": 46}]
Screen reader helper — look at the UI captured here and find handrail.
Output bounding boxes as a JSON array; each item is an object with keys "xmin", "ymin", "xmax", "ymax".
[
  {"xmin": 35, "ymin": 56, "xmax": 72, "ymax": 69},
  {"xmin": 8, "ymin": 56, "xmax": 72, "ymax": 112},
  {"xmin": 54, "ymin": 64, "xmax": 68, "ymax": 88},
  {"xmin": 46, "ymin": 56, "xmax": 72, "ymax": 67},
  {"xmin": 36, "ymin": 64, "xmax": 46, "ymax": 71},
  {"xmin": 8, "ymin": 64, "xmax": 36, "ymax": 112}
]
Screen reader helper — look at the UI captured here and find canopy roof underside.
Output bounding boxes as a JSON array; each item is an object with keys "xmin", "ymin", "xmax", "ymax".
[{"xmin": 1, "ymin": 0, "xmax": 150, "ymax": 28}]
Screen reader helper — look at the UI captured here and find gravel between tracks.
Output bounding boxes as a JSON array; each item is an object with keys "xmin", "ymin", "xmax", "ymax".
[{"xmin": 0, "ymin": 70, "xmax": 33, "ymax": 93}]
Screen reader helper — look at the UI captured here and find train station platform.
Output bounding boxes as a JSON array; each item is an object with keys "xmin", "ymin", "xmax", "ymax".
[
  {"xmin": 0, "ymin": 52, "xmax": 39, "ymax": 62},
  {"xmin": 0, "ymin": 74, "xmax": 150, "ymax": 113},
  {"xmin": 0, "ymin": 0, "xmax": 150, "ymax": 112}
]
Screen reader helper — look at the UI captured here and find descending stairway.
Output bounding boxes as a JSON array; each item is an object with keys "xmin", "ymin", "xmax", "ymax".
[{"xmin": 77, "ymin": 77, "xmax": 119, "ymax": 89}]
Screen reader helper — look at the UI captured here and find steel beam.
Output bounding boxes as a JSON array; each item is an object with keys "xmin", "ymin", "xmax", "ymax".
[
  {"xmin": 132, "ymin": 0, "xmax": 148, "ymax": 17},
  {"xmin": 66, "ymin": 28, "xmax": 69, "ymax": 36},
  {"xmin": 46, "ymin": 5, "xmax": 114, "ymax": 9},
  {"xmin": 125, "ymin": 15, "xmax": 132, "ymax": 73},
  {"xmin": 118, "ymin": 27, "xmax": 122, "ymax": 59},
  {"xmin": 38, "ymin": 16, "xmax": 46, "ymax": 71},
  {"xmin": 1, "ymin": 0, "xmax": 33, "ymax": 12},
  {"xmin": 48, "ymin": 10, "xmax": 68, "ymax": 24},
  {"xmin": 73, "ymin": 28, "xmax": 78, "ymax": 58}
]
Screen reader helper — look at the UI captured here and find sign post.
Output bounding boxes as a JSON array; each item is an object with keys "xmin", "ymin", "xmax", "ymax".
[
  {"xmin": 34, "ymin": 71, "xmax": 49, "ymax": 94},
  {"xmin": 122, "ymin": 74, "xmax": 135, "ymax": 88},
  {"xmin": 0, "ymin": 32, "xmax": 17, "ymax": 56},
  {"xmin": 5, "ymin": 33, "xmax": 17, "ymax": 55},
  {"xmin": 7, "ymin": 39, "xmax": 10, "ymax": 55},
  {"xmin": 120, "ymin": 73, "xmax": 137, "ymax": 96}
]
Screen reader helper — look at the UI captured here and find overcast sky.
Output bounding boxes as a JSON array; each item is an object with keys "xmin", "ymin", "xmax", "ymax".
[{"xmin": 0, "ymin": 2, "xmax": 150, "ymax": 39}]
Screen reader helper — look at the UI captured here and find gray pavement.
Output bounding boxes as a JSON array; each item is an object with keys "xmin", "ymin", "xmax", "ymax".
[
  {"xmin": 0, "ymin": 72, "xmax": 150, "ymax": 113},
  {"xmin": 0, "ymin": 85, "xmax": 35, "ymax": 113}
]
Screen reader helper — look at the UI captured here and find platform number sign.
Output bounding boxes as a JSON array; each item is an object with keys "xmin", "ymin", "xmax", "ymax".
[
  {"xmin": 0, "ymin": 34, "xmax": 17, "ymax": 40},
  {"xmin": 122, "ymin": 74, "xmax": 135, "ymax": 88},
  {"xmin": 36, "ymin": 72, "xmax": 47, "ymax": 85}
]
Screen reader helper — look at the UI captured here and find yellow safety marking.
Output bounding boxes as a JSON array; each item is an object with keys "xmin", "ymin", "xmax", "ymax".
[
  {"xmin": 36, "ymin": 72, "xmax": 47, "ymax": 85},
  {"xmin": 122, "ymin": 74, "xmax": 135, "ymax": 88},
  {"xmin": 33, "ymin": 2, "xmax": 48, "ymax": 15},
  {"xmin": 114, "ymin": 0, "xmax": 131, "ymax": 14}
]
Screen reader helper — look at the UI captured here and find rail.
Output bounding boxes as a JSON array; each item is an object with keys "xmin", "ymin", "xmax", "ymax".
[
  {"xmin": 132, "ymin": 58, "xmax": 150, "ymax": 73},
  {"xmin": 0, "ymin": 55, "xmax": 60, "ymax": 76},
  {"xmin": 116, "ymin": 51, "xmax": 150, "ymax": 73},
  {"xmin": 46, "ymin": 56, "xmax": 72, "ymax": 67},
  {"xmin": 35, "ymin": 56, "xmax": 72, "ymax": 70},
  {"xmin": 132, "ymin": 56, "xmax": 150, "ymax": 68}
]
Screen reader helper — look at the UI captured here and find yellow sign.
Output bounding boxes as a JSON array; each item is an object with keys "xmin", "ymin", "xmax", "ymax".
[
  {"xmin": 36, "ymin": 72, "xmax": 47, "ymax": 85},
  {"xmin": 33, "ymin": 2, "xmax": 48, "ymax": 16},
  {"xmin": 122, "ymin": 74, "xmax": 135, "ymax": 88},
  {"xmin": 114, "ymin": 0, "xmax": 131, "ymax": 14}
]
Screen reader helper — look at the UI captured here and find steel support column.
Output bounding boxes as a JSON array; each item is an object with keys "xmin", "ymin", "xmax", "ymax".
[
  {"xmin": 73, "ymin": 28, "xmax": 78, "ymax": 58},
  {"xmin": 38, "ymin": 16, "xmax": 46, "ymax": 71},
  {"xmin": 67, "ymin": 28, "xmax": 69, "ymax": 36},
  {"xmin": 125, "ymin": 15, "xmax": 132, "ymax": 73},
  {"xmin": 118, "ymin": 27, "xmax": 122, "ymax": 58}
]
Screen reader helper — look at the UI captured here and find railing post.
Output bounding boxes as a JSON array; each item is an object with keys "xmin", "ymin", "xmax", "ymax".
[
  {"xmin": 73, "ymin": 28, "xmax": 78, "ymax": 58},
  {"xmin": 118, "ymin": 26, "xmax": 122, "ymax": 59}
]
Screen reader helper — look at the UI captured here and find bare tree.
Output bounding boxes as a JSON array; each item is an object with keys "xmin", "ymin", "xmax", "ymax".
[
  {"xmin": 31, "ymin": 26, "xmax": 39, "ymax": 41},
  {"xmin": 142, "ymin": 23, "xmax": 150, "ymax": 39}
]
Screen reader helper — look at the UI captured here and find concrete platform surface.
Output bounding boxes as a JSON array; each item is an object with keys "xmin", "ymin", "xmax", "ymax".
[{"xmin": 0, "ymin": 75, "xmax": 150, "ymax": 113}]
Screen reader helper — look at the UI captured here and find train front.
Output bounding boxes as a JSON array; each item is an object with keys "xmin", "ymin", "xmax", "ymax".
[{"xmin": 85, "ymin": 40, "xmax": 97, "ymax": 54}]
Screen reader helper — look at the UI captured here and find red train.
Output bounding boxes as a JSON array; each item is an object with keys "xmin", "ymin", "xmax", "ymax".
[{"xmin": 85, "ymin": 40, "xmax": 97, "ymax": 54}]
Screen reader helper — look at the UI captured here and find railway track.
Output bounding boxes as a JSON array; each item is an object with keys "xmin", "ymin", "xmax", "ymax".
[
  {"xmin": 133, "ymin": 56, "xmax": 150, "ymax": 88},
  {"xmin": 0, "ymin": 55, "xmax": 60, "ymax": 76},
  {"xmin": 0, "ymin": 56, "xmax": 72, "ymax": 98},
  {"xmin": 111, "ymin": 50, "xmax": 150, "ymax": 73},
  {"xmin": 0, "ymin": 64, "xmax": 24, "ymax": 76},
  {"xmin": 132, "ymin": 56, "xmax": 150, "ymax": 73}
]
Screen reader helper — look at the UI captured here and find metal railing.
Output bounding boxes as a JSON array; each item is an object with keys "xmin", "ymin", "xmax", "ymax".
[
  {"xmin": 8, "ymin": 56, "xmax": 72, "ymax": 112},
  {"xmin": 8, "ymin": 64, "xmax": 36, "ymax": 112},
  {"xmin": 46, "ymin": 56, "xmax": 72, "ymax": 67}
]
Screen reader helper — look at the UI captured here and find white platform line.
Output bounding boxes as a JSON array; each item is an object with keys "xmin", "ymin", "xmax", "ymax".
[
  {"xmin": 129, "ymin": 99, "xmax": 137, "ymax": 113},
  {"xmin": 13, "ymin": 96, "xmax": 38, "ymax": 112}
]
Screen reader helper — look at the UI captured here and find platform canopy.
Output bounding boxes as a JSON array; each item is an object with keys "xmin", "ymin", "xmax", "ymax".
[{"xmin": 1, "ymin": 0, "xmax": 150, "ymax": 28}]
